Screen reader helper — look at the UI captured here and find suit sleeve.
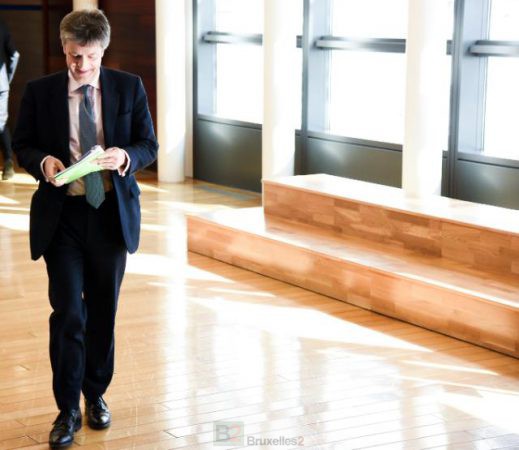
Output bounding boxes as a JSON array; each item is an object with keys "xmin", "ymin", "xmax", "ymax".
[
  {"xmin": 122, "ymin": 77, "xmax": 158, "ymax": 175},
  {"xmin": 12, "ymin": 83, "xmax": 48, "ymax": 181}
]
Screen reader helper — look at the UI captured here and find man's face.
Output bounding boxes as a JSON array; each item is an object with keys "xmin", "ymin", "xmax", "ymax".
[{"xmin": 63, "ymin": 40, "xmax": 104, "ymax": 84}]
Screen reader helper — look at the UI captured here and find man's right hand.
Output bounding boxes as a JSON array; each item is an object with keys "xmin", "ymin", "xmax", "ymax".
[{"xmin": 43, "ymin": 156, "xmax": 66, "ymax": 187}]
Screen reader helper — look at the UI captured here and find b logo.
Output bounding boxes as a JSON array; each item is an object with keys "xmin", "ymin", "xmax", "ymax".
[{"xmin": 213, "ymin": 421, "xmax": 245, "ymax": 446}]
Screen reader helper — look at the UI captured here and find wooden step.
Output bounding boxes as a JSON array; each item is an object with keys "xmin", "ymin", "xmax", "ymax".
[
  {"xmin": 263, "ymin": 174, "xmax": 519, "ymax": 278},
  {"xmin": 187, "ymin": 207, "xmax": 519, "ymax": 358}
]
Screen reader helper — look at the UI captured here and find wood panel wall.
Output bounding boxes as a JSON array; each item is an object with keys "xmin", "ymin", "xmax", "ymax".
[
  {"xmin": 99, "ymin": 0, "xmax": 157, "ymax": 127},
  {"xmin": 0, "ymin": 0, "xmax": 71, "ymax": 134},
  {"xmin": 46, "ymin": 0, "xmax": 72, "ymax": 73},
  {"xmin": 1, "ymin": 1, "xmax": 44, "ymax": 132}
]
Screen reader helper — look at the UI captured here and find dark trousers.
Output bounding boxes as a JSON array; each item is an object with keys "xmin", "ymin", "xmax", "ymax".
[
  {"xmin": 0, "ymin": 127, "xmax": 12, "ymax": 161},
  {"xmin": 43, "ymin": 191, "xmax": 127, "ymax": 412},
  {"xmin": 0, "ymin": 90, "xmax": 12, "ymax": 161}
]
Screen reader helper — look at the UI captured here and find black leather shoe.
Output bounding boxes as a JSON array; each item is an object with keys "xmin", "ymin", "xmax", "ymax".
[
  {"xmin": 49, "ymin": 409, "xmax": 82, "ymax": 449},
  {"xmin": 85, "ymin": 396, "xmax": 111, "ymax": 429}
]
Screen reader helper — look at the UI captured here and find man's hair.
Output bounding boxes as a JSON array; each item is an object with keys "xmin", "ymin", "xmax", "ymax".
[{"xmin": 60, "ymin": 9, "xmax": 111, "ymax": 49}]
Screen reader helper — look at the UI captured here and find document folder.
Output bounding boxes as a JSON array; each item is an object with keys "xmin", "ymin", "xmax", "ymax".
[{"xmin": 54, "ymin": 146, "xmax": 104, "ymax": 184}]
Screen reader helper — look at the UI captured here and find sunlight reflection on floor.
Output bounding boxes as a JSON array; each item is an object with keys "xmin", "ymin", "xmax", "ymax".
[
  {"xmin": 190, "ymin": 297, "xmax": 430, "ymax": 352},
  {"xmin": 402, "ymin": 360, "xmax": 498, "ymax": 376},
  {"xmin": 0, "ymin": 194, "xmax": 19, "ymax": 205},
  {"xmin": 2, "ymin": 172, "xmax": 38, "ymax": 185},
  {"xmin": 440, "ymin": 390, "xmax": 519, "ymax": 433},
  {"xmin": 0, "ymin": 212, "xmax": 29, "ymax": 231}
]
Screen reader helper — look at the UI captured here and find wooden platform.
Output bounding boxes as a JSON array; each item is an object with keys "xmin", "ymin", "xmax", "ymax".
[{"xmin": 188, "ymin": 174, "xmax": 519, "ymax": 357}]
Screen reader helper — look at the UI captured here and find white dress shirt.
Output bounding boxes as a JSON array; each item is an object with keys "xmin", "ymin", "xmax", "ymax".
[{"xmin": 67, "ymin": 70, "xmax": 111, "ymax": 195}]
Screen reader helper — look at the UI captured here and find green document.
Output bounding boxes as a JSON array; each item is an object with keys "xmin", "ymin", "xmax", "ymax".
[{"xmin": 54, "ymin": 146, "xmax": 104, "ymax": 184}]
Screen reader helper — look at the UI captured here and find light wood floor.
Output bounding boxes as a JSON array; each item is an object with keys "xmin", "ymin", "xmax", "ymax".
[{"xmin": 0, "ymin": 171, "xmax": 518, "ymax": 450}]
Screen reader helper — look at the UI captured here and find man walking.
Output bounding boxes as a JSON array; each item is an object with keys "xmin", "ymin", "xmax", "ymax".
[{"xmin": 13, "ymin": 9, "xmax": 158, "ymax": 448}]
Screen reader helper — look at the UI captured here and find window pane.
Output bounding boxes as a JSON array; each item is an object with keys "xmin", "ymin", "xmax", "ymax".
[
  {"xmin": 332, "ymin": 0, "xmax": 454, "ymax": 39},
  {"xmin": 216, "ymin": 0, "xmax": 304, "ymax": 35},
  {"xmin": 332, "ymin": 0, "xmax": 408, "ymax": 38},
  {"xmin": 215, "ymin": 45, "xmax": 303, "ymax": 127},
  {"xmin": 215, "ymin": 44, "xmax": 263, "ymax": 123},
  {"xmin": 295, "ymin": 48, "xmax": 303, "ymax": 128},
  {"xmin": 328, "ymin": 1, "xmax": 454, "ymax": 146},
  {"xmin": 329, "ymin": 52, "xmax": 406, "ymax": 144},
  {"xmin": 483, "ymin": 0, "xmax": 519, "ymax": 160},
  {"xmin": 328, "ymin": 52, "xmax": 452, "ymax": 146},
  {"xmin": 484, "ymin": 58, "xmax": 519, "ymax": 160},
  {"xmin": 489, "ymin": 0, "xmax": 519, "ymax": 40},
  {"xmin": 215, "ymin": 0, "xmax": 263, "ymax": 34},
  {"xmin": 213, "ymin": 0, "xmax": 303, "ymax": 125}
]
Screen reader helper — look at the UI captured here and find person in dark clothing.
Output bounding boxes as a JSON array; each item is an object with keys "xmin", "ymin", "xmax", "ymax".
[
  {"xmin": 0, "ymin": 17, "xmax": 19, "ymax": 180},
  {"xmin": 13, "ymin": 9, "xmax": 158, "ymax": 448}
]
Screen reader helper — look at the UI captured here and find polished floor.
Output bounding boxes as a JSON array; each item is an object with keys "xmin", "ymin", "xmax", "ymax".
[{"xmin": 0, "ymin": 171, "xmax": 518, "ymax": 450}]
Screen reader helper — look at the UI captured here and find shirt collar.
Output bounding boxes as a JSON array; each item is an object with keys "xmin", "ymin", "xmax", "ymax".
[{"xmin": 68, "ymin": 70, "xmax": 101, "ymax": 94}]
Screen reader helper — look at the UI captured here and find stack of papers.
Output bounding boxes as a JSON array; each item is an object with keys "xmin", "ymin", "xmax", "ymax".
[{"xmin": 54, "ymin": 146, "xmax": 104, "ymax": 184}]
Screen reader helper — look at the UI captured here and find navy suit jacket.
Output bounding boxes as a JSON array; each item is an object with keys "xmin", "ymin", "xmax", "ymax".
[{"xmin": 13, "ymin": 67, "xmax": 158, "ymax": 260}]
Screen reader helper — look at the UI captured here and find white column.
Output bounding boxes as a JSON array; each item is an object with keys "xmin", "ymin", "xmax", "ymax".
[
  {"xmin": 402, "ymin": 0, "xmax": 448, "ymax": 196},
  {"xmin": 156, "ymin": 0, "xmax": 191, "ymax": 183},
  {"xmin": 73, "ymin": 0, "xmax": 97, "ymax": 10},
  {"xmin": 262, "ymin": 0, "xmax": 298, "ymax": 181},
  {"xmin": 184, "ymin": 0, "xmax": 194, "ymax": 178}
]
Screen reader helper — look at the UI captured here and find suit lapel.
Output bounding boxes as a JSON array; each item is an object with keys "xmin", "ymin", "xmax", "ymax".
[
  {"xmin": 50, "ymin": 71, "xmax": 70, "ymax": 164},
  {"xmin": 100, "ymin": 67, "xmax": 119, "ymax": 148}
]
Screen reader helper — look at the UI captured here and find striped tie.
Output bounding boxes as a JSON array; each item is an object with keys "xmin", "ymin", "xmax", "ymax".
[{"xmin": 79, "ymin": 84, "xmax": 105, "ymax": 209}]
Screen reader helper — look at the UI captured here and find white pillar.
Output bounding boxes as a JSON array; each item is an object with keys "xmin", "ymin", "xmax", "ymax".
[
  {"xmin": 184, "ymin": 0, "xmax": 194, "ymax": 178},
  {"xmin": 402, "ymin": 0, "xmax": 448, "ymax": 196},
  {"xmin": 73, "ymin": 0, "xmax": 97, "ymax": 10},
  {"xmin": 262, "ymin": 0, "xmax": 298, "ymax": 181},
  {"xmin": 156, "ymin": 0, "xmax": 191, "ymax": 183}
]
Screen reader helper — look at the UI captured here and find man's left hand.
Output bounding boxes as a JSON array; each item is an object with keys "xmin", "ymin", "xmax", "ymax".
[{"xmin": 96, "ymin": 147, "xmax": 127, "ymax": 171}]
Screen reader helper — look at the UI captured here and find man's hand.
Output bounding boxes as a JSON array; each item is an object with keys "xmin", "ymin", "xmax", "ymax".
[
  {"xmin": 96, "ymin": 147, "xmax": 127, "ymax": 171},
  {"xmin": 43, "ymin": 156, "xmax": 66, "ymax": 187}
]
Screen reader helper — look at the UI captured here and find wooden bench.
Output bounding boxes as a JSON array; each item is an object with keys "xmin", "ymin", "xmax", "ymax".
[{"xmin": 187, "ymin": 174, "xmax": 519, "ymax": 357}]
